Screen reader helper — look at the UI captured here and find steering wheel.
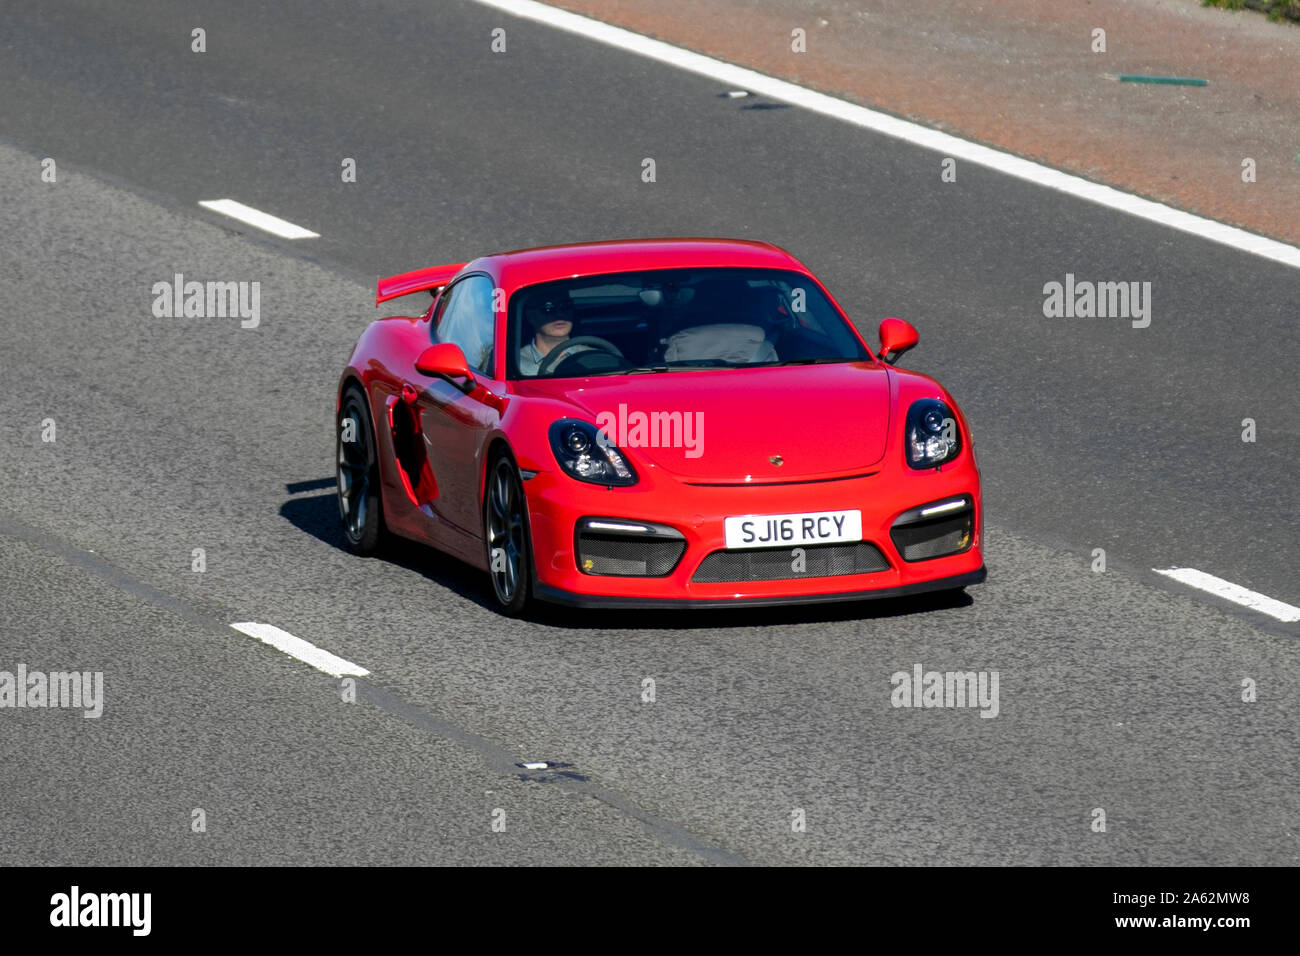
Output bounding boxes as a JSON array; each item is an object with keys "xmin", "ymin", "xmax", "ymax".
[{"xmin": 537, "ymin": 336, "xmax": 625, "ymax": 376}]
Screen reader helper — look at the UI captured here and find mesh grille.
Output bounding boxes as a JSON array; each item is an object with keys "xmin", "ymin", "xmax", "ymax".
[
  {"xmin": 577, "ymin": 533, "xmax": 685, "ymax": 577},
  {"xmin": 692, "ymin": 542, "xmax": 889, "ymax": 583},
  {"xmin": 890, "ymin": 513, "xmax": 973, "ymax": 562}
]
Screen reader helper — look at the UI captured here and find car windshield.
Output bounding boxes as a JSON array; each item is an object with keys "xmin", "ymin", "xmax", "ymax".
[{"xmin": 507, "ymin": 267, "xmax": 870, "ymax": 379}]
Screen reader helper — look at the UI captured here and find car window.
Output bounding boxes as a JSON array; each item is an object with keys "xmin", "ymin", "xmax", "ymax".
[{"xmin": 436, "ymin": 275, "xmax": 496, "ymax": 375}]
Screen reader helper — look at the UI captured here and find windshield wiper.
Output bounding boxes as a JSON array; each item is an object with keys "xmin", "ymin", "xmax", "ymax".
[
  {"xmin": 588, "ymin": 358, "xmax": 853, "ymax": 376},
  {"xmin": 753, "ymin": 357, "xmax": 854, "ymax": 367},
  {"xmin": 591, "ymin": 364, "xmax": 720, "ymax": 376}
]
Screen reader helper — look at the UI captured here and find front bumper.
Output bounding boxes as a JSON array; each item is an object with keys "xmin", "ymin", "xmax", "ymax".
[
  {"xmin": 536, "ymin": 566, "xmax": 986, "ymax": 609},
  {"xmin": 522, "ymin": 453, "xmax": 984, "ymax": 607}
]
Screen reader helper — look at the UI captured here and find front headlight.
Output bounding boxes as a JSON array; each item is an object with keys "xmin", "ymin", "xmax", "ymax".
[
  {"xmin": 905, "ymin": 399, "xmax": 962, "ymax": 469},
  {"xmin": 548, "ymin": 419, "xmax": 638, "ymax": 486}
]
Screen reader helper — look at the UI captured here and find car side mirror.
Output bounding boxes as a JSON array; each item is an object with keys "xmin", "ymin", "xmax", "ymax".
[
  {"xmin": 415, "ymin": 343, "xmax": 475, "ymax": 392},
  {"xmin": 877, "ymin": 317, "xmax": 919, "ymax": 366}
]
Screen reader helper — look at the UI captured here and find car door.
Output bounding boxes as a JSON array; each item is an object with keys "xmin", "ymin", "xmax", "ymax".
[{"xmin": 413, "ymin": 274, "xmax": 501, "ymax": 540}]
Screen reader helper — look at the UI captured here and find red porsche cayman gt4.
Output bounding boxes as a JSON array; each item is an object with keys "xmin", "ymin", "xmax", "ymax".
[{"xmin": 337, "ymin": 238, "xmax": 985, "ymax": 615}]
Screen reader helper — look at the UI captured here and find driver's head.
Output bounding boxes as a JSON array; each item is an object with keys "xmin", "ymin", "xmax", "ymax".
[{"xmin": 525, "ymin": 293, "xmax": 574, "ymax": 341}]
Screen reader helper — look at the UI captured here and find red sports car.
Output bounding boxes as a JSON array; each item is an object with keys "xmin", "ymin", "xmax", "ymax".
[{"xmin": 336, "ymin": 238, "xmax": 984, "ymax": 615}]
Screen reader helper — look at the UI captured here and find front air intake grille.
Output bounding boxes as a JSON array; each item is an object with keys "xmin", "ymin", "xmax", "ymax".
[
  {"xmin": 691, "ymin": 542, "xmax": 890, "ymax": 583},
  {"xmin": 576, "ymin": 532, "xmax": 685, "ymax": 577},
  {"xmin": 890, "ymin": 513, "xmax": 973, "ymax": 562}
]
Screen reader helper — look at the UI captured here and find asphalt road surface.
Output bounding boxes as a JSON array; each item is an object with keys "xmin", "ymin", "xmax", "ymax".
[{"xmin": 0, "ymin": 0, "xmax": 1296, "ymax": 865}]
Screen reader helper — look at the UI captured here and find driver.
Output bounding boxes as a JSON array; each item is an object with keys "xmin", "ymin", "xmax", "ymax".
[{"xmin": 518, "ymin": 293, "xmax": 592, "ymax": 376}]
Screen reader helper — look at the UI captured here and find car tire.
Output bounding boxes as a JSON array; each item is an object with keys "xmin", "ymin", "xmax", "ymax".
[
  {"xmin": 337, "ymin": 384, "xmax": 386, "ymax": 555},
  {"xmin": 483, "ymin": 450, "xmax": 534, "ymax": 617}
]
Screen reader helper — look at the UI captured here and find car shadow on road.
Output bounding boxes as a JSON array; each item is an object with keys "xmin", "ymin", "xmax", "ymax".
[
  {"xmin": 279, "ymin": 487, "xmax": 503, "ymax": 614},
  {"xmin": 281, "ymin": 482, "xmax": 976, "ymax": 630},
  {"xmin": 531, "ymin": 588, "xmax": 976, "ymax": 632}
]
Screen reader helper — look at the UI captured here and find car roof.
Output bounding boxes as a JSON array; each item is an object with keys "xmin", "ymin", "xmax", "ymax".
[{"xmin": 470, "ymin": 238, "xmax": 808, "ymax": 290}]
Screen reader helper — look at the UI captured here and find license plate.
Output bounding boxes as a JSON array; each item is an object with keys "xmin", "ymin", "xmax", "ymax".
[{"xmin": 724, "ymin": 510, "xmax": 862, "ymax": 549}]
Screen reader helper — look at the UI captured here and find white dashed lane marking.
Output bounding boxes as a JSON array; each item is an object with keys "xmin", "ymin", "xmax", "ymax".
[
  {"xmin": 230, "ymin": 622, "xmax": 370, "ymax": 677},
  {"xmin": 198, "ymin": 199, "xmax": 320, "ymax": 239},
  {"xmin": 1154, "ymin": 568, "xmax": 1300, "ymax": 623}
]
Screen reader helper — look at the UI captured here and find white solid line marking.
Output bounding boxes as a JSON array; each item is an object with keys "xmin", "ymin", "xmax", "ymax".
[
  {"xmin": 477, "ymin": 0, "xmax": 1300, "ymax": 272},
  {"xmin": 1153, "ymin": 569, "xmax": 1300, "ymax": 623},
  {"xmin": 198, "ymin": 199, "xmax": 320, "ymax": 239},
  {"xmin": 230, "ymin": 622, "xmax": 370, "ymax": 677}
]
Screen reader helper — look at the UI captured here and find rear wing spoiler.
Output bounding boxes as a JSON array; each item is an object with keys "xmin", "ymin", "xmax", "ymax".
[{"xmin": 375, "ymin": 263, "xmax": 467, "ymax": 305}]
